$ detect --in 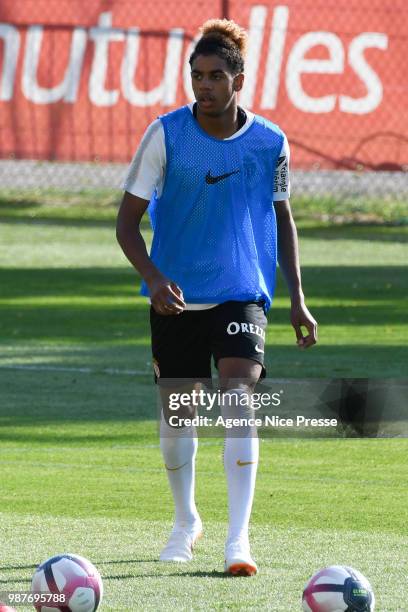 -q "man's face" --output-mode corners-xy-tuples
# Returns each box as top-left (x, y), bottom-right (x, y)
(190, 54), (244, 117)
